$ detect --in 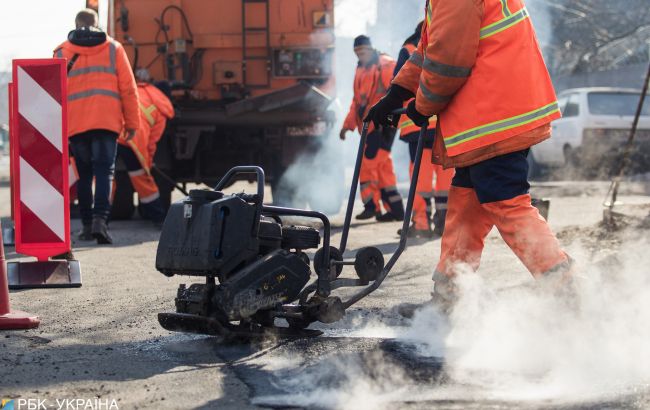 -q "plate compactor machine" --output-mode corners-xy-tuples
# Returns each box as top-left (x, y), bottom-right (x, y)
(156, 118), (429, 339)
